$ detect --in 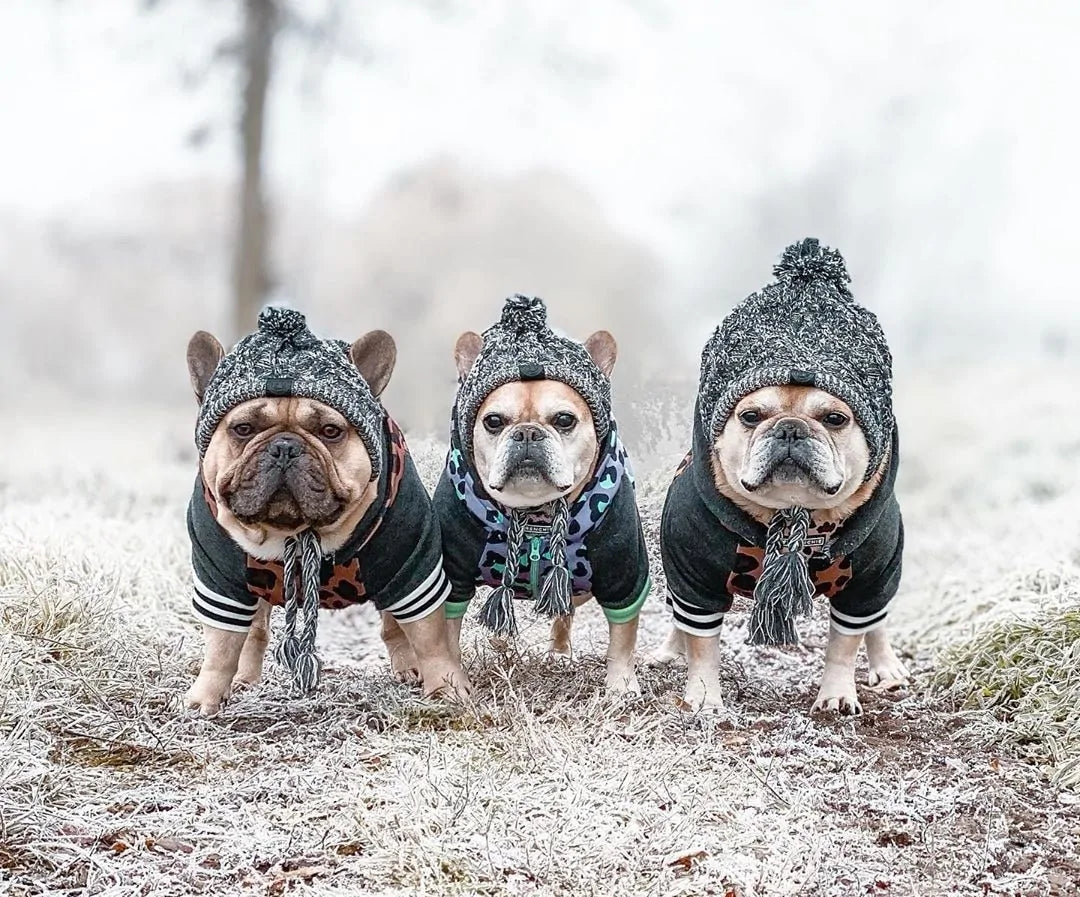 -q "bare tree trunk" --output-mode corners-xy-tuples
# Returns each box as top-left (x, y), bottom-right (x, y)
(233, 0), (277, 339)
